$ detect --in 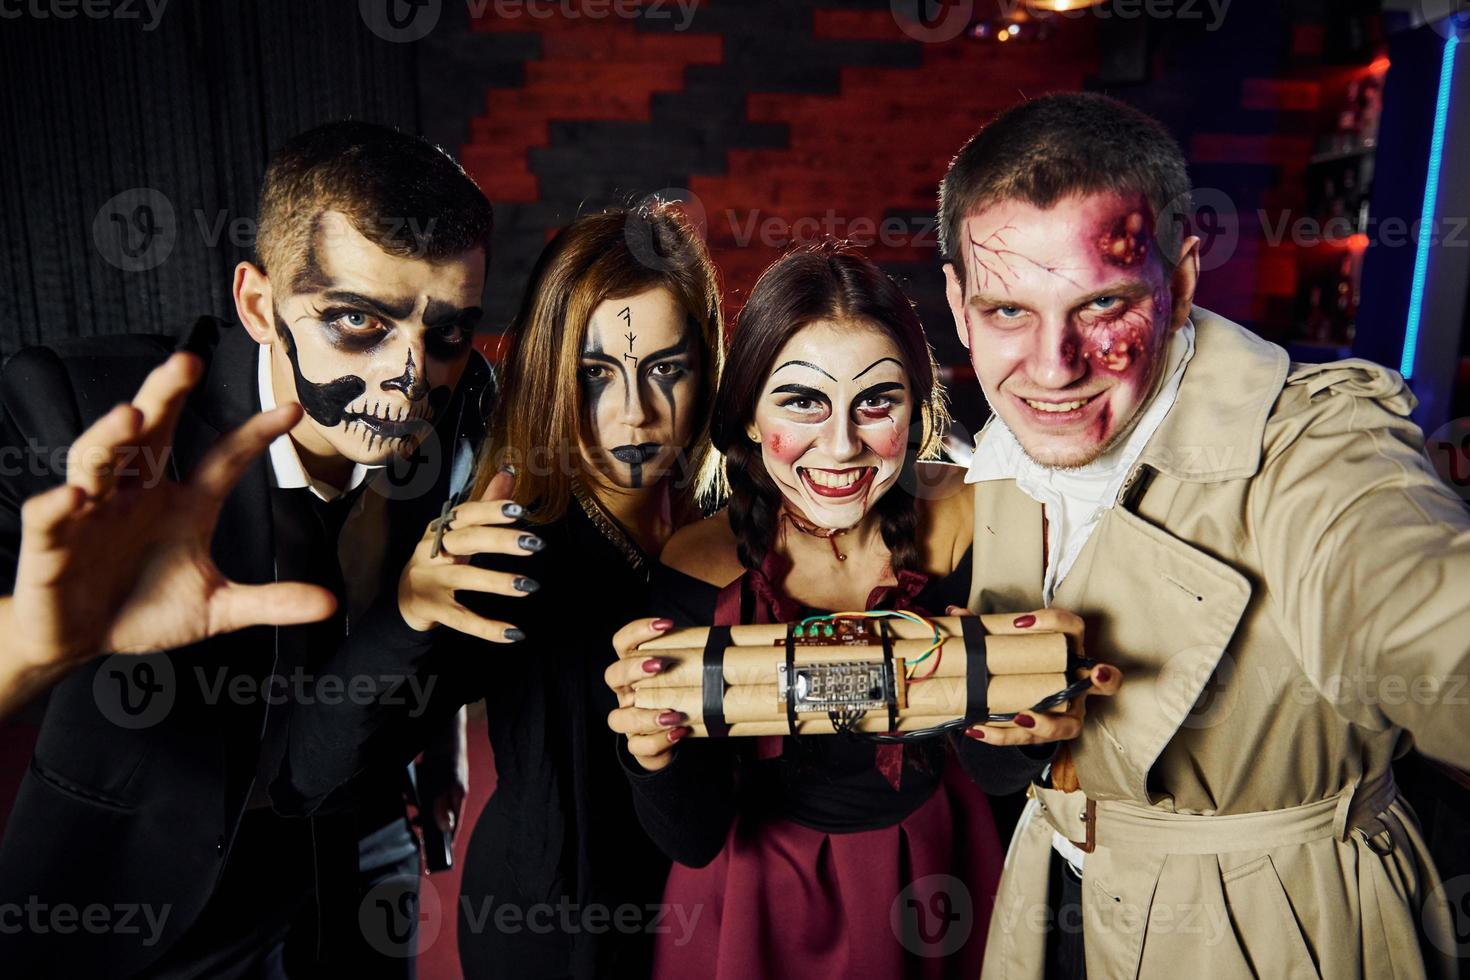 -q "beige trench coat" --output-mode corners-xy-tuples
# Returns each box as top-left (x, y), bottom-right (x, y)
(971, 309), (1470, 979)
